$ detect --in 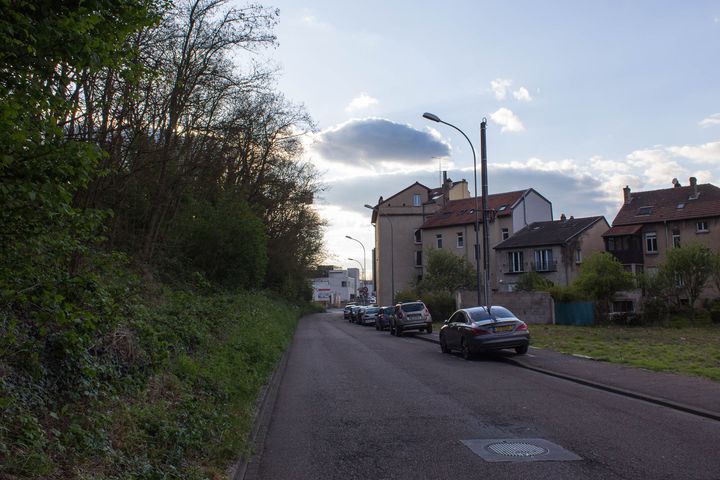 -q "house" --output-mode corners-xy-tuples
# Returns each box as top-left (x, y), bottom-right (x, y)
(419, 189), (553, 300)
(367, 173), (471, 306)
(603, 177), (720, 309)
(494, 215), (609, 291)
(312, 268), (359, 306)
